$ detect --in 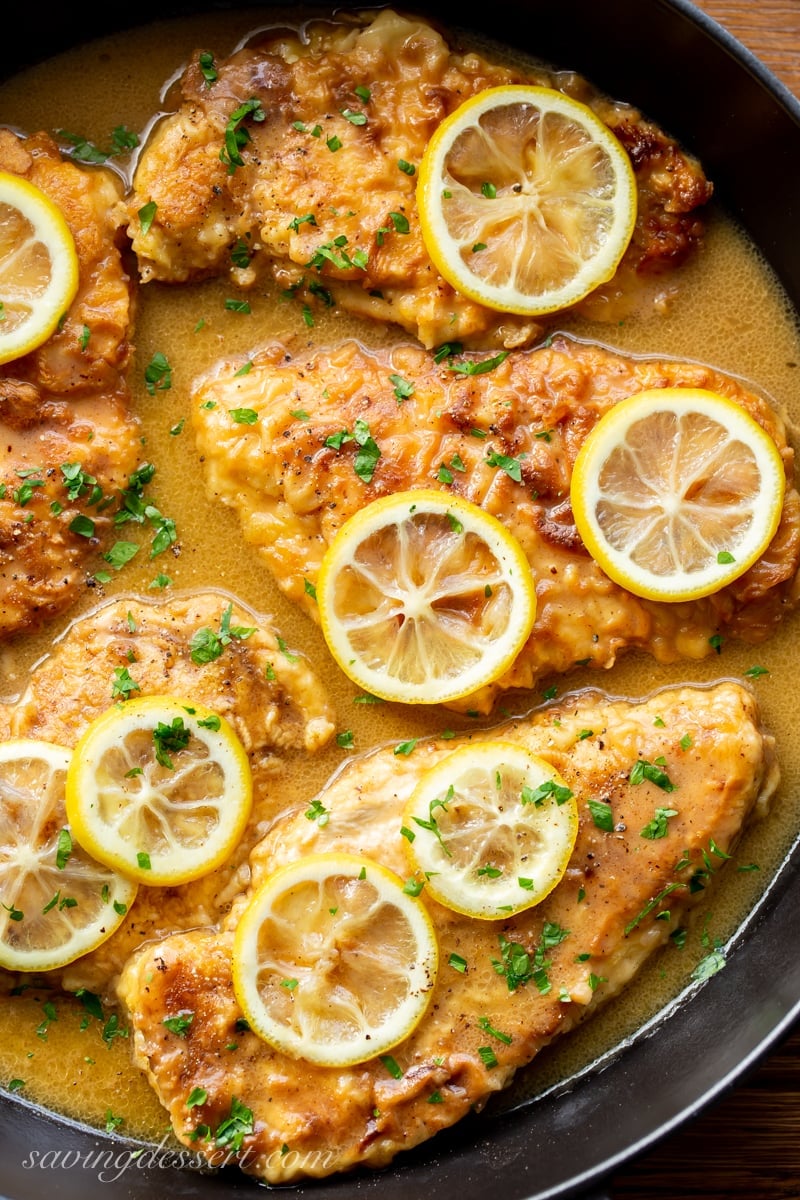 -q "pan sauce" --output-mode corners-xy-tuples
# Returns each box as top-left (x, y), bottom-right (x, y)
(1, 5), (800, 1149)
